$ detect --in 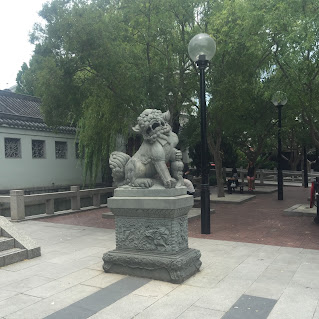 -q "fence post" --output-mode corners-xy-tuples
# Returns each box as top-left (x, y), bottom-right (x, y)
(46, 199), (54, 215)
(71, 186), (80, 211)
(93, 193), (101, 207)
(10, 190), (25, 221)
